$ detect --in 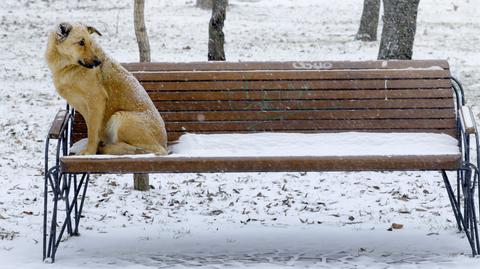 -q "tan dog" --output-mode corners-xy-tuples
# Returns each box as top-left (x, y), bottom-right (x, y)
(45, 22), (167, 155)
